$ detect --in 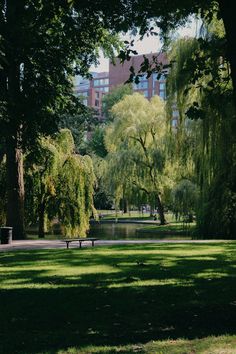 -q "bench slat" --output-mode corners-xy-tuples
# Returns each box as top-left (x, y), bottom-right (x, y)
(61, 238), (99, 249)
